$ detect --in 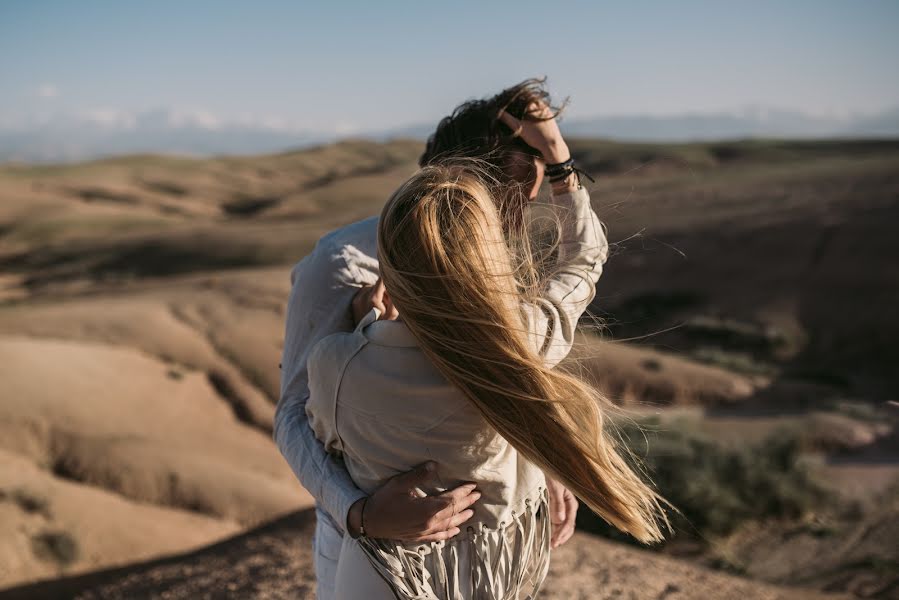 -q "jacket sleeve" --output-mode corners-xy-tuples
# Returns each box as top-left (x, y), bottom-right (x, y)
(273, 250), (368, 534)
(521, 185), (609, 368)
